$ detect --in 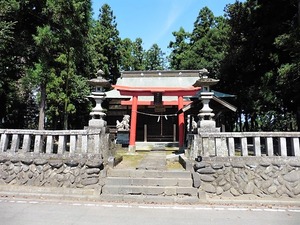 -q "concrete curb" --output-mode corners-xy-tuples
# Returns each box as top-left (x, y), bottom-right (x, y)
(1, 185), (300, 207)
